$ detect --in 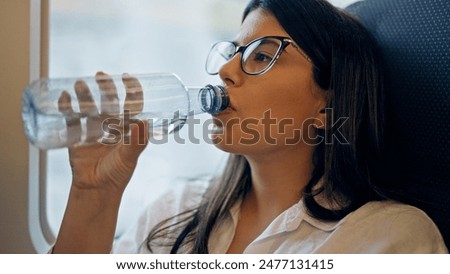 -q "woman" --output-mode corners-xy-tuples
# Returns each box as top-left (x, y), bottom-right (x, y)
(52, 0), (447, 253)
